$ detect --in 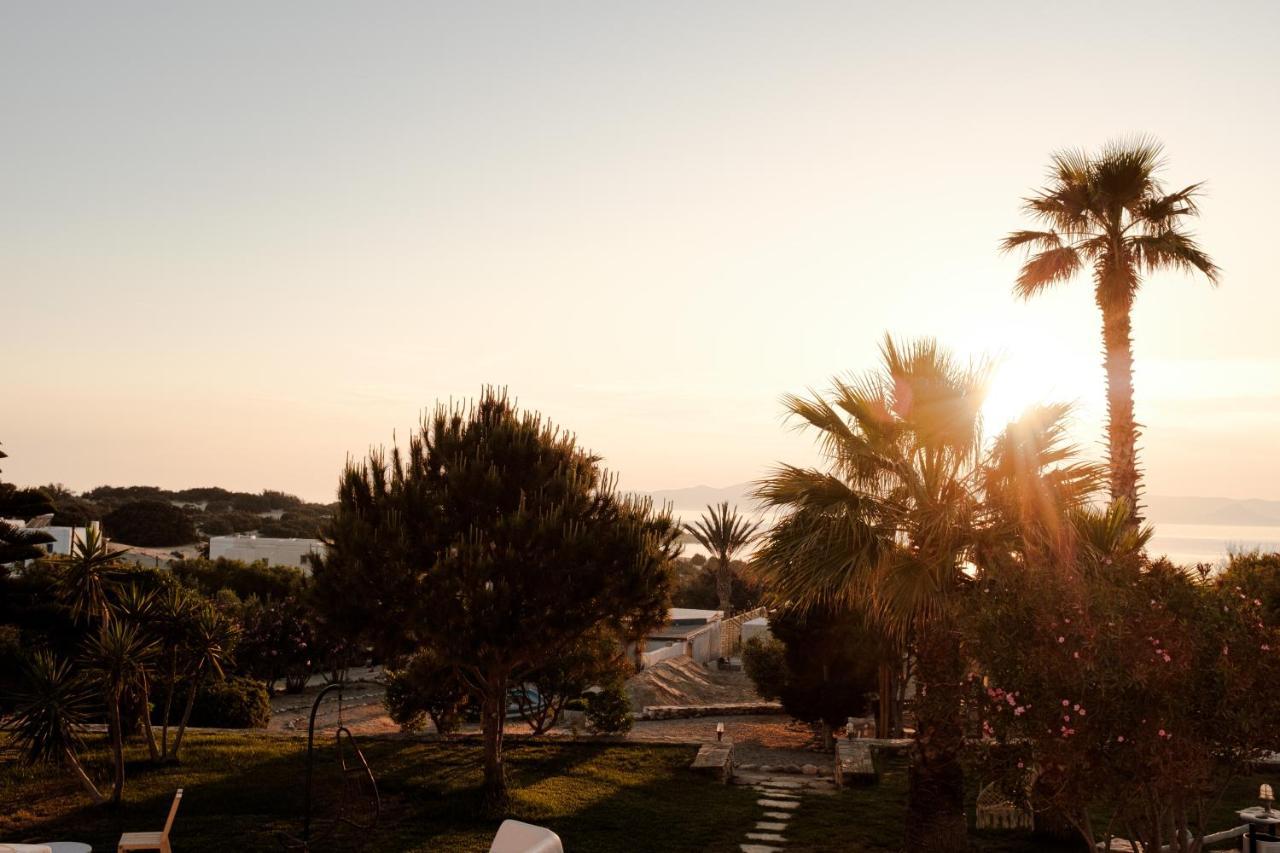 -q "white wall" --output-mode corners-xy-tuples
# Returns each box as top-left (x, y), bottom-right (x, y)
(208, 535), (325, 571)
